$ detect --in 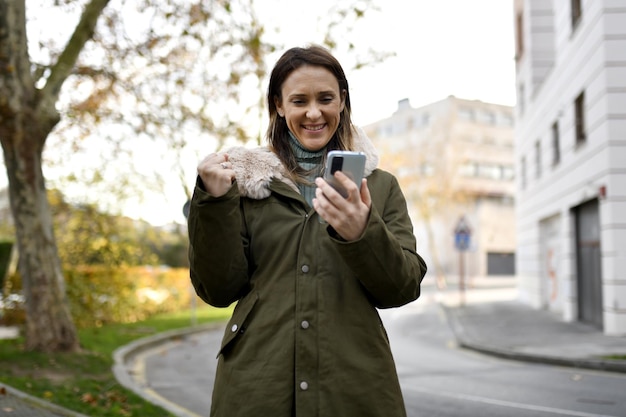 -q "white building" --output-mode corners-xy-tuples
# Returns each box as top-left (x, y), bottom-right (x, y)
(514, 0), (626, 334)
(364, 96), (516, 286)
